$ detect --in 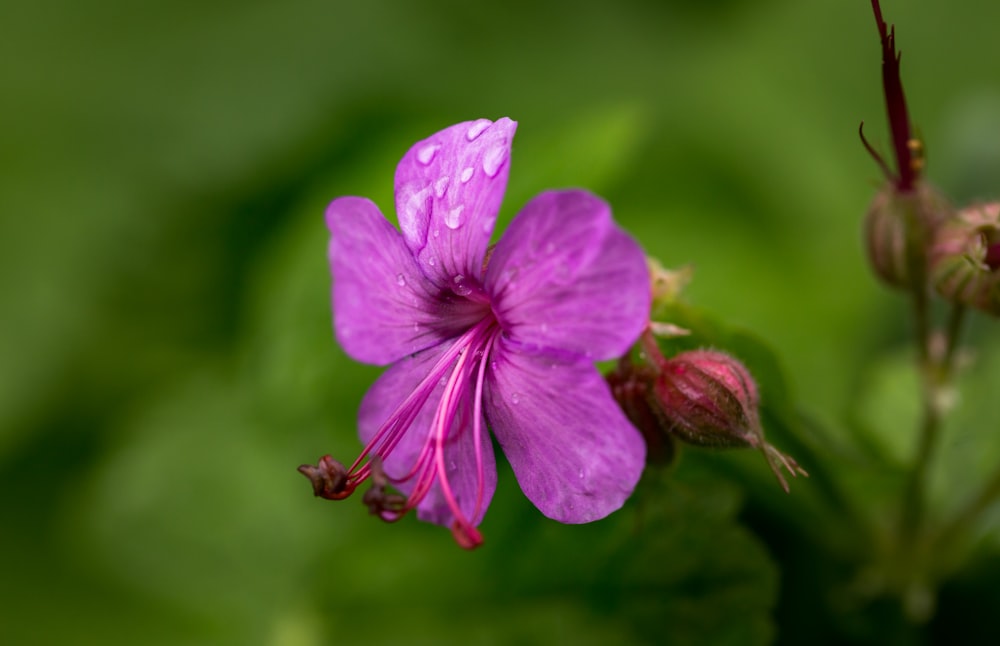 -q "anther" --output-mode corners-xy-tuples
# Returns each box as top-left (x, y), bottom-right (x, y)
(298, 455), (355, 500)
